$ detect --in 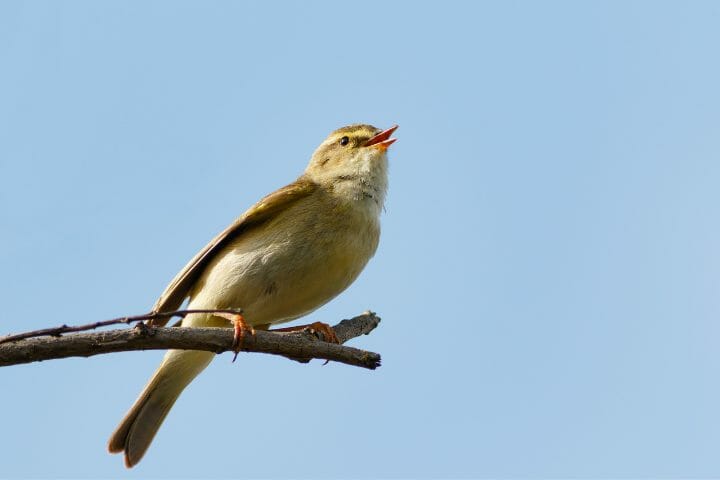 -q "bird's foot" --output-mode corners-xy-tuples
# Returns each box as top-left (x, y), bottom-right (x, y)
(211, 311), (255, 362)
(230, 314), (255, 362)
(272, 321), (340, 344)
